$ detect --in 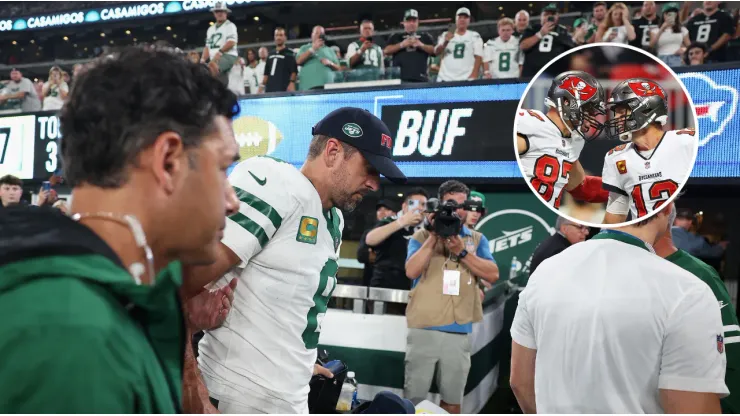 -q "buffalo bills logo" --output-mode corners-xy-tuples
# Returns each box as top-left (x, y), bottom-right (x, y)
(679, 73), (738, 147)
(628, 80), (666, 99)
(558, 75), (597, 101)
